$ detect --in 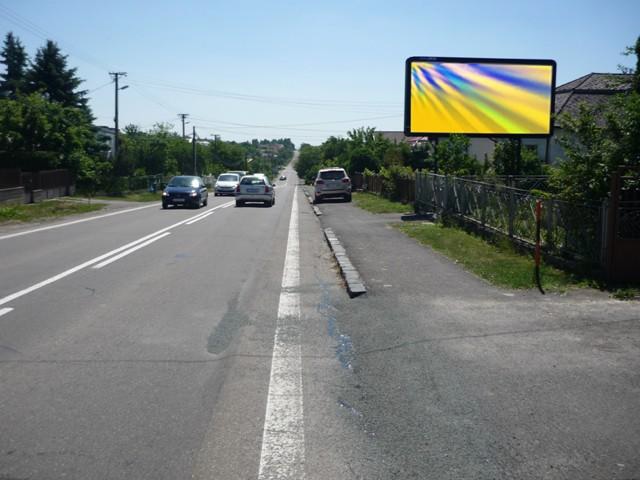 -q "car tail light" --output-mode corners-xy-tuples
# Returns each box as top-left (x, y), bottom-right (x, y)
(265, 186), (271, 193)
(342, 178), (350, 183)
(236, 185), (240, 193)
(316, 180), (324, 185)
